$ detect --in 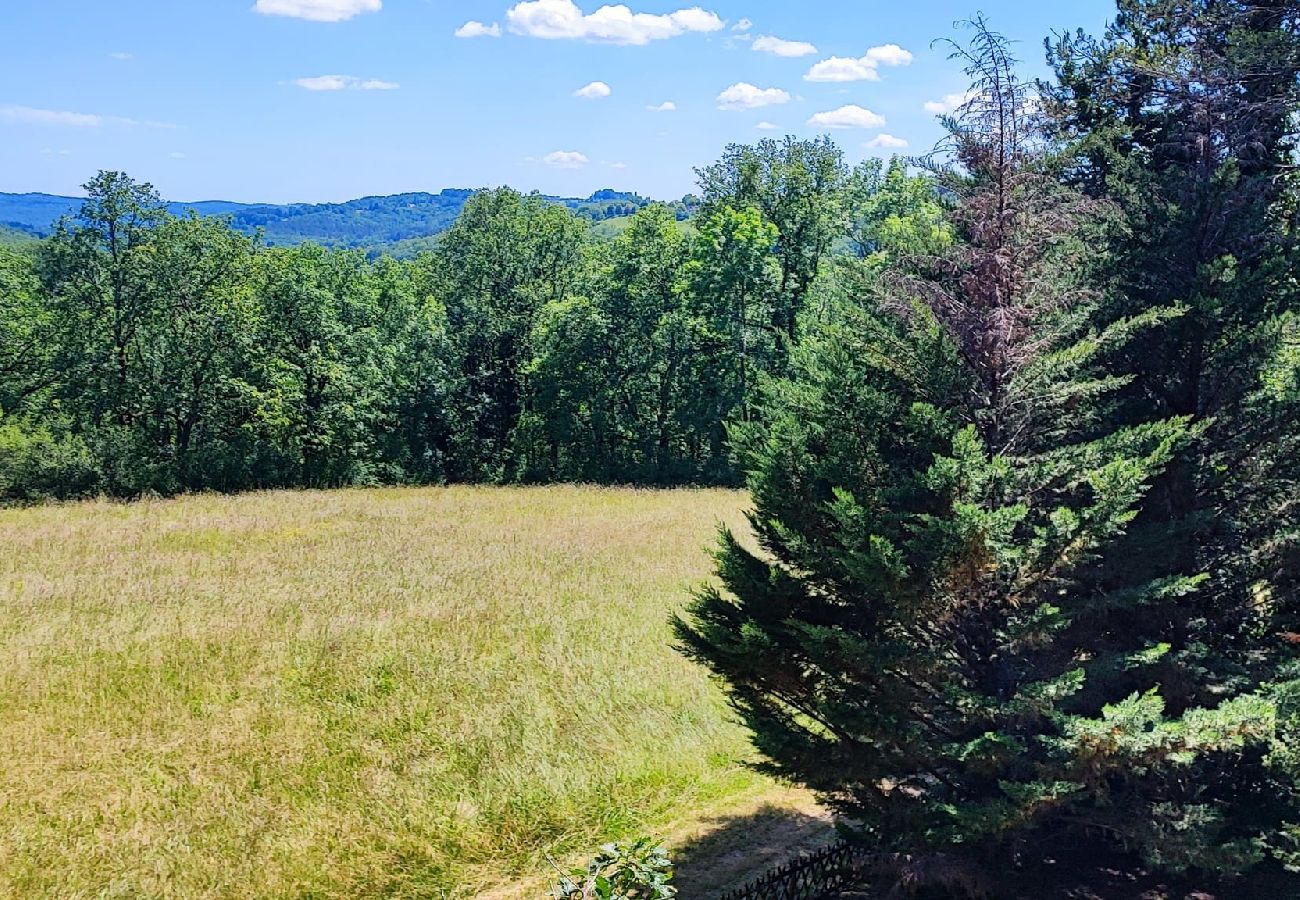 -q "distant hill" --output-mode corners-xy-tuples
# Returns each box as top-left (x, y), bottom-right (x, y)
(0, 187), (691, 255)
(0, 223), (41, 248)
